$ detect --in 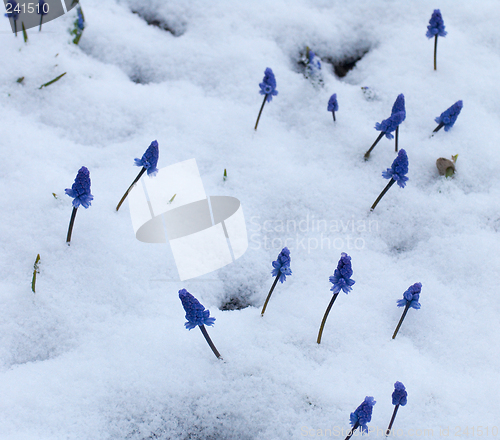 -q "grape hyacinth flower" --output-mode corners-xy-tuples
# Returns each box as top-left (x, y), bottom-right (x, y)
(391, 94), (406, 152)
(317, 252), (355, 344)
(345, 397), (376, 440)
(370, 149), (409, 211)
(306, 48), (323, 85)
(116, 140), (159, 211)
(392, 282), (422, 339)
(179, 289), (222, 360)
(38, 0), (47, 31)
(386, 382), (408, 435)
(327, 93), (339, 123)
(254, 68), (278, 130)
(65, 166), (93, 244)
(71, 6), (85, 45)
(4, 0), (19, 36)
(261, 247), (291, 316)
(433, 100), (463, 134)
(426, 9), (447, 70)
(364, 111), (405, 159)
